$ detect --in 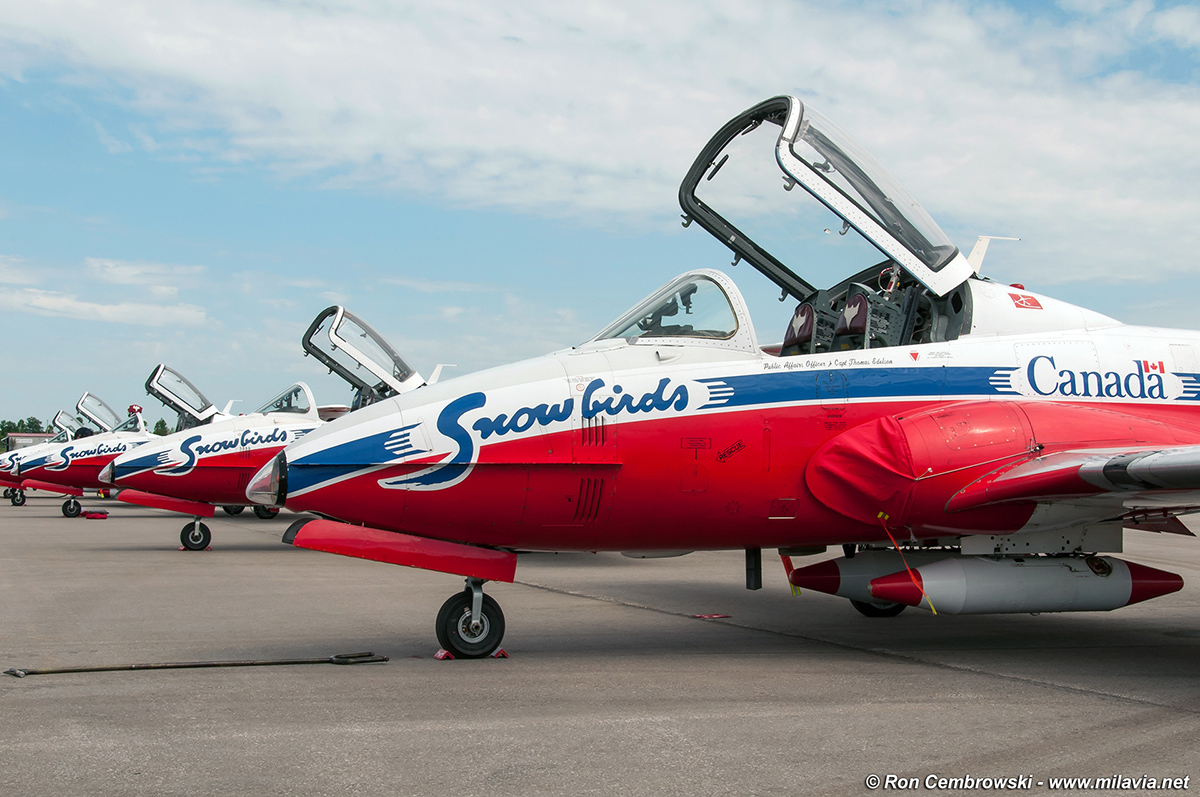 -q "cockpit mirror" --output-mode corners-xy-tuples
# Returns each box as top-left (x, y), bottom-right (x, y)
(302, 306), (424, 408)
